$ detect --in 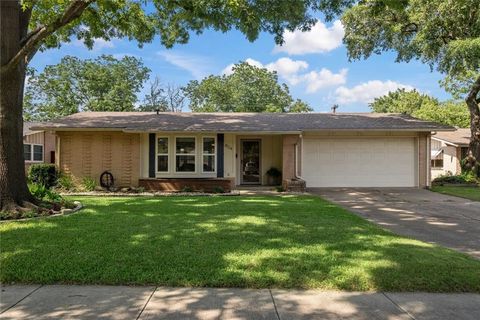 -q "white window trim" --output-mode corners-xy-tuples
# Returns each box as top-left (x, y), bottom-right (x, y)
(202, 136), (216, 173)
(24, 143), (44, 163)
(175, 136), (197, 173)
(156, 136), (169, 173)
